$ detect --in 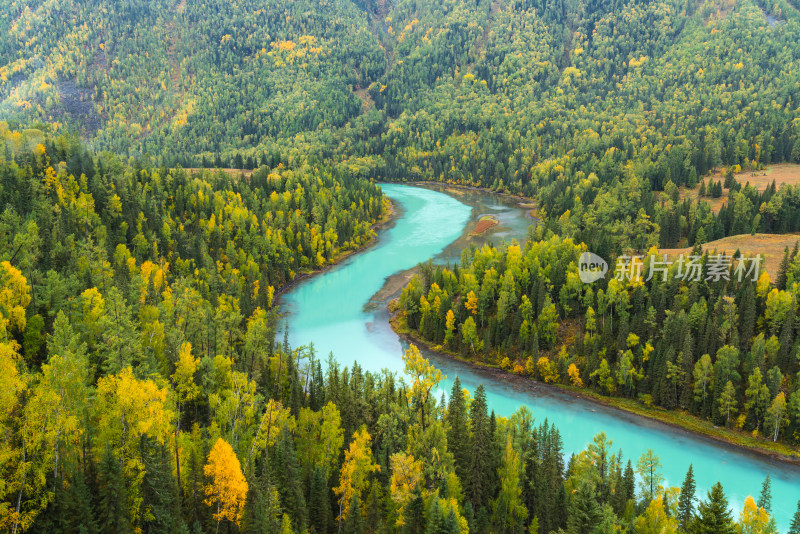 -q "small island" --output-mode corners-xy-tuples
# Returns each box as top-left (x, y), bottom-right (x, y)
(469, 214), (499, 236)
